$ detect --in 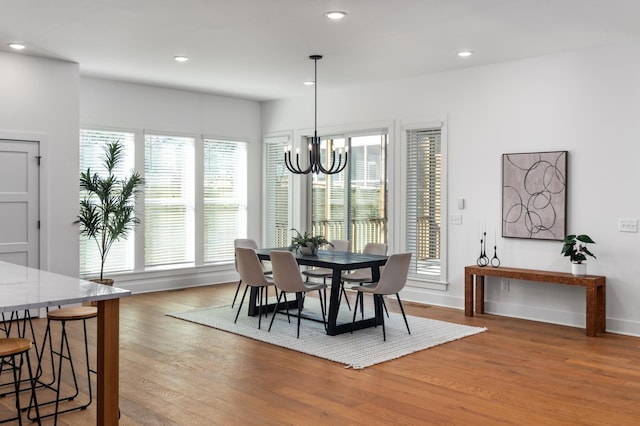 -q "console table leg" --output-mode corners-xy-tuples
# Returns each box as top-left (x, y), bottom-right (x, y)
(476, 276), (485, 314)
(465, 273), (474, 316)
(597, 284), (606, 333)
(585, 286), (597, 337)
